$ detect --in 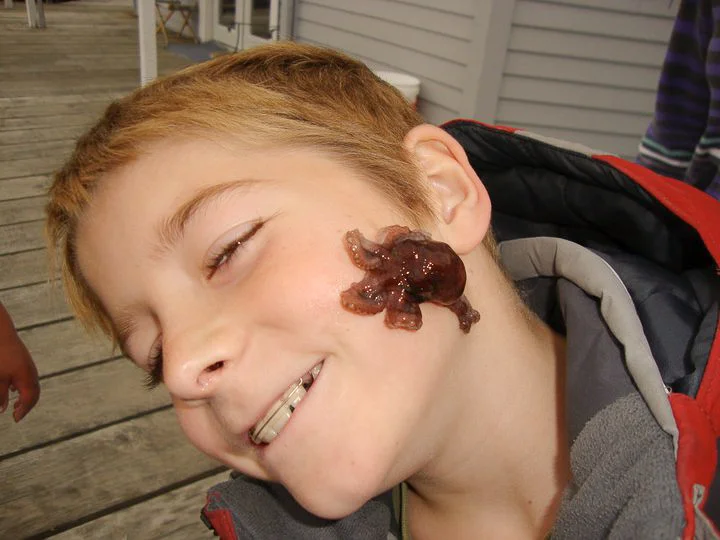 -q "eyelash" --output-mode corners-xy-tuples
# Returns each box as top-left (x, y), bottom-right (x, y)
(206, 220), (265, 278)
(144, 343), (164, 390)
